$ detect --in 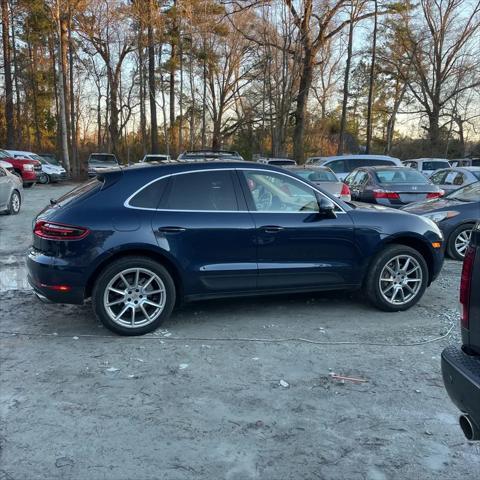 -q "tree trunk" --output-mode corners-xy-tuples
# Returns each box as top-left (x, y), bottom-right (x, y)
(1, 0), (14, 147)
(338, 18), (355, 155)
(147, 2), (159, 153)
(108, 70), (120, 158)
(138, 32), (147, 154)
(428, 110), (442, 156)
(178, 33), (183, 152)
(10, 2), (21, 147)
(365, 0), (378, 154)
(68, 9), (77, 175)
(384, 82), (406, 154)
(55, 0), (70, 171)
(60, 12), (71, 156)
(201, 41), (207, 148)
(293, 48), (313, 163)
